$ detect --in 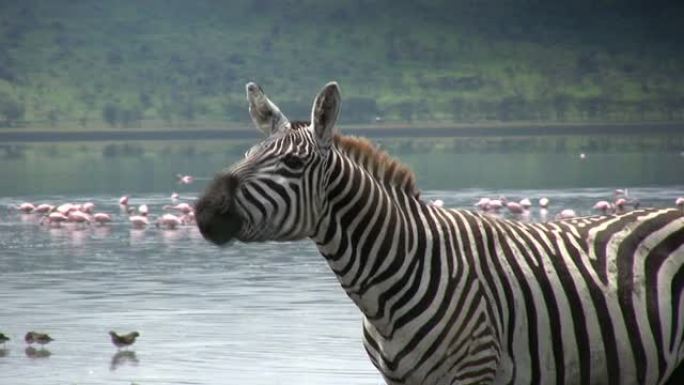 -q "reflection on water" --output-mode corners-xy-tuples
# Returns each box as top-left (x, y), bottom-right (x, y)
(25, 347), (52, 359)
(0, 135), (683, 196)
(110, 350), (139, 371)
(1, 188), (683, 384)
(0, 194), (381, 385)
